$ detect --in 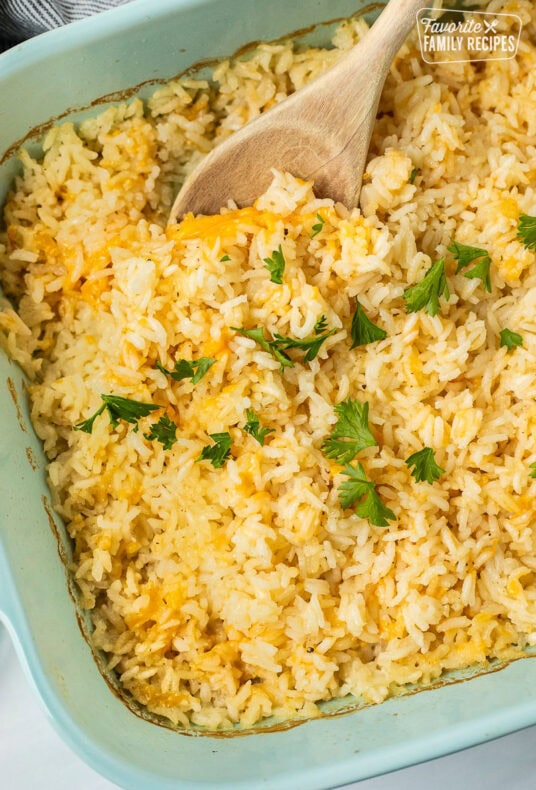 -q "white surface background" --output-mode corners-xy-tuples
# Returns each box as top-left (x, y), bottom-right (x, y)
(1, 626), (536, 789)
